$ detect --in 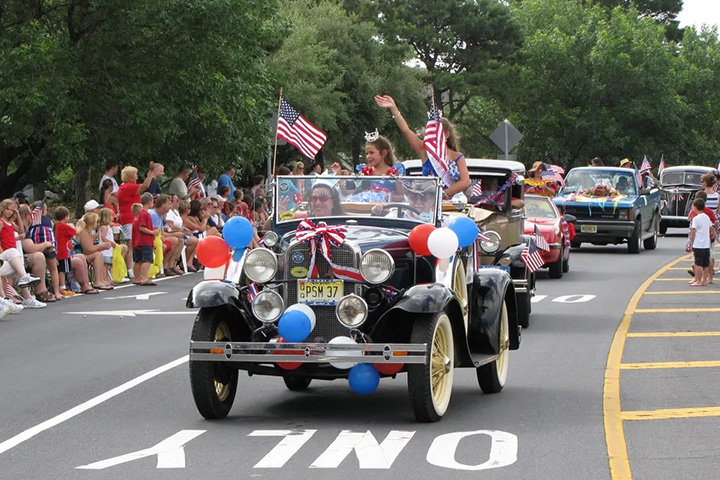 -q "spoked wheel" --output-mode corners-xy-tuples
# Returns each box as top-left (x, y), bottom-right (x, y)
(408, 311), (455, 422)
(283, 376), (312, 391)
(189, 308), (238, 419)
(477, 300), (509, 393)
